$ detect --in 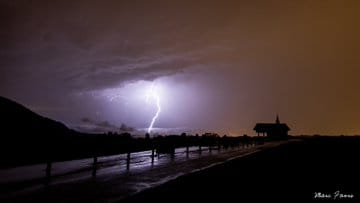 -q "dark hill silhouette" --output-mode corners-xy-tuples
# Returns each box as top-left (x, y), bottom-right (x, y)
(0, 96), (82, 167)
(0, 96), (71, 138)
